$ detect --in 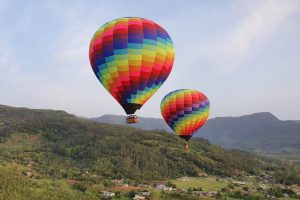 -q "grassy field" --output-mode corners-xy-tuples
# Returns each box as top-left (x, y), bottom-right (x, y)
(171, 177), (228, 191)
